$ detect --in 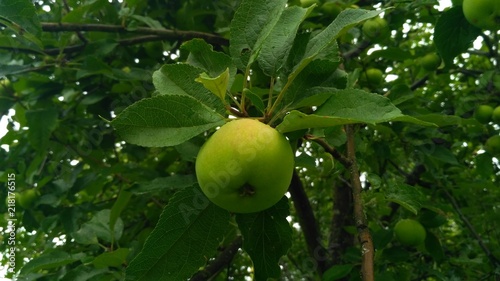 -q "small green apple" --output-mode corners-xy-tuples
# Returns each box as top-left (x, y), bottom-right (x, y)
(474, 105), (494, 124)
(195, 118), (294, 213)
(463, 0), (500, 30)
(394, 219), (426, 247)
(485, 135), (500, 155)
(321, 2), (343, 18)
(492, 106), (500, 123)
(420, 53), (441, 71)
(362, 68), (384, 86)
(362, 17), (390, 40)
(17, 189), (39, 209)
